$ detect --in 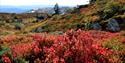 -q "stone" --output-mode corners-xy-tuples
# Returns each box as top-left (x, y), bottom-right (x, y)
(36, 15), (44, 22)
(91, 23), (102, 30)
(31, 26), (43, 33)
(106, 19), (120, 32)
(36, 27), (43, 32)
